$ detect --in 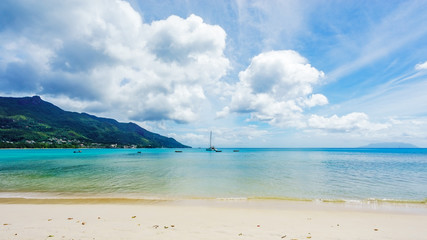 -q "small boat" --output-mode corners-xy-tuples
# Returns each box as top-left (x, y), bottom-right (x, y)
(206, 146), (216, 151)
(73, 150), (82, 153)
(206, 131), (218, 151)
(175, 150), (183, 153)
(233, 150), (239, 152)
